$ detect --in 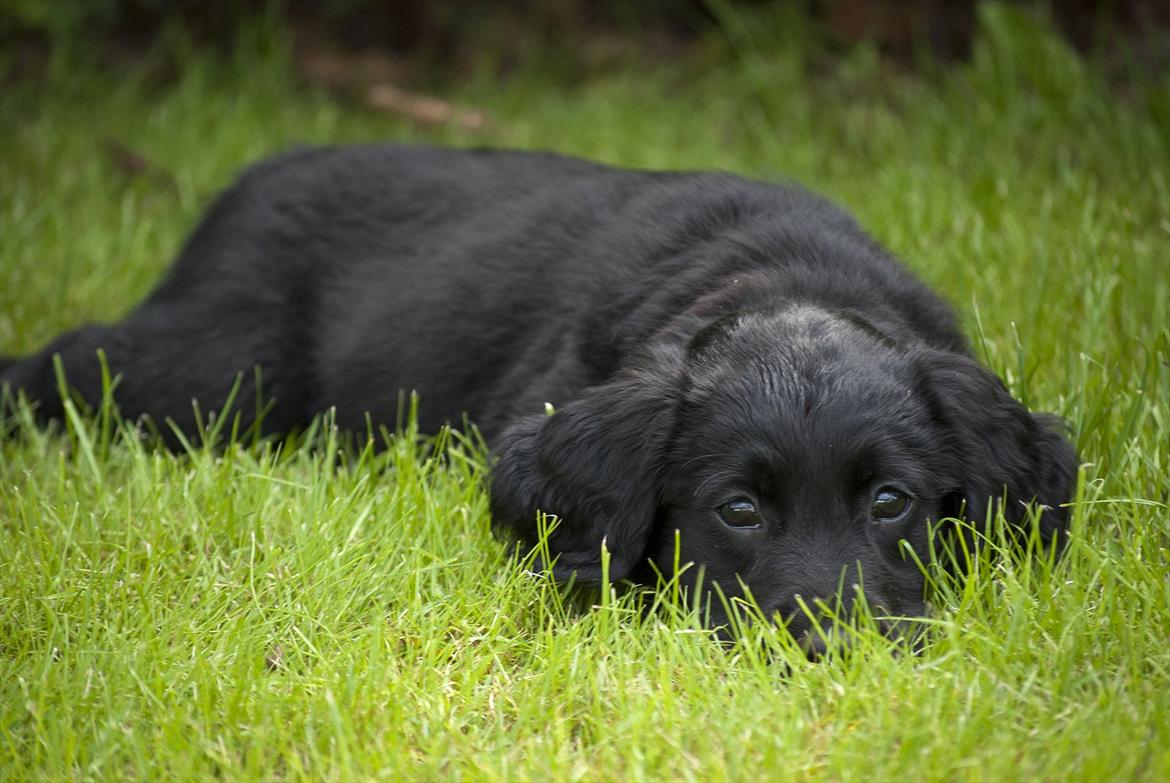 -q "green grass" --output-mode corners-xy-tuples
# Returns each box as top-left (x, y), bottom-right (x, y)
(2, 5), (1169, 781)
